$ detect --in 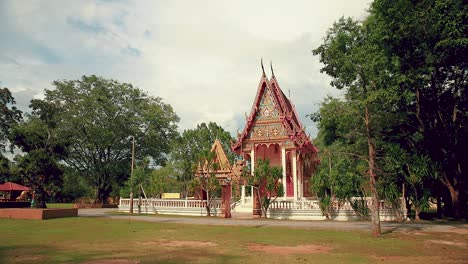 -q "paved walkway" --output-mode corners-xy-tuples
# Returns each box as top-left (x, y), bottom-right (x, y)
(78, 208), (468, 233)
